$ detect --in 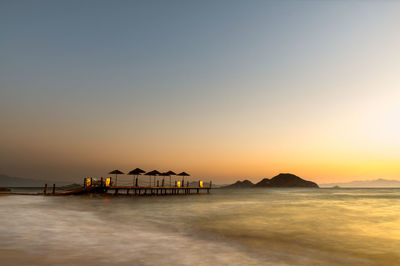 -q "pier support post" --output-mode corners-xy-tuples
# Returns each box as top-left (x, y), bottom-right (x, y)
(43, 184), (47, 195)
(52, 184), (56, 195)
